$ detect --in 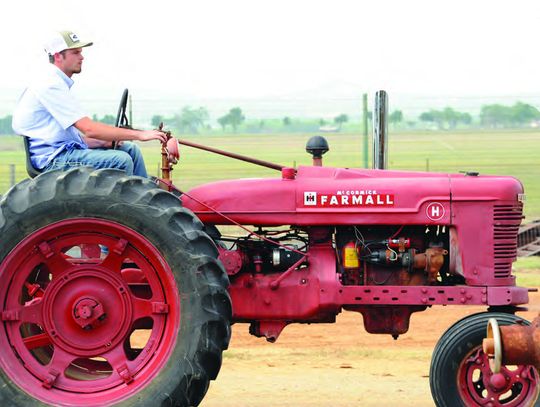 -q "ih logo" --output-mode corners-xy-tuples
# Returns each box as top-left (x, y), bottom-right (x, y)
(304, 192), (317, 206)
(426, 202), (445, 221)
